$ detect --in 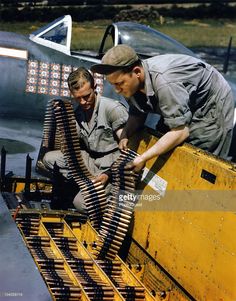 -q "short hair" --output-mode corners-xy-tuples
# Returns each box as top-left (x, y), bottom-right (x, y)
(67, 67), (95, 91)
(117, 59), (142, 75)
